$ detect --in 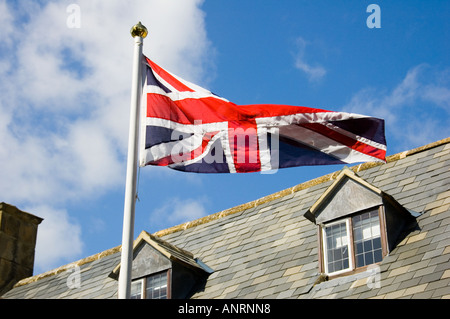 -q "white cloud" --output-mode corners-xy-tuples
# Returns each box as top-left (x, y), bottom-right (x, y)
(0, 0), (213, 202)
(26, 205), (83, 274)
(0, 0), (212, 270)
(0, 1), (14, 47)
(293, 37), (326, 82)
(343, 64), (450, 152)
(149, 197), (208, 231)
